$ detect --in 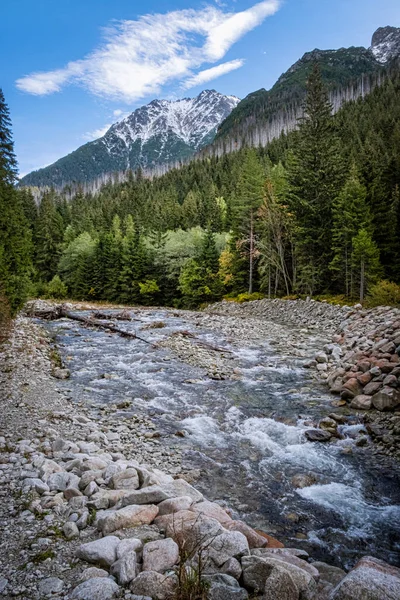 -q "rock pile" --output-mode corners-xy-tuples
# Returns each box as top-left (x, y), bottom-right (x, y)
(323, 305), (400, 410)
(4, 430), (400, 599)
(206, 298), (352, 335)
